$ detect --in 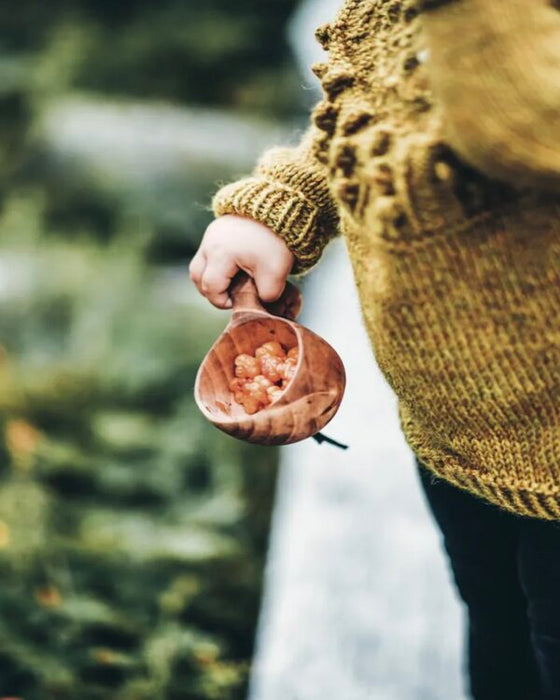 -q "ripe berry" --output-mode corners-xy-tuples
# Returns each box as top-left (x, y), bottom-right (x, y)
(259, 354), (284, 383)
(267, 385), (283, 402)
(229, 377), (247, 403)
(234, 354), (260, 379)
(253, 374), (273, 390)
(287, 346), (299, 361)
(281, 357), (297, 381)
(232, 341), (298, 414)
(242, 396), (261, 415)
(255, 341), (285, 359)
